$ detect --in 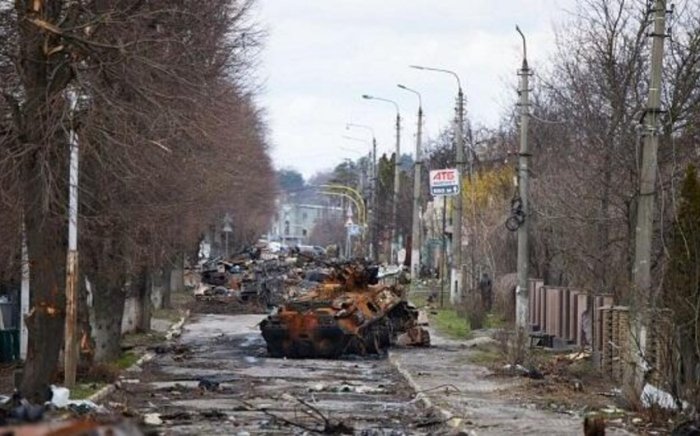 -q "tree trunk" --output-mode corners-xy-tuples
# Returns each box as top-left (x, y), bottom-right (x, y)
(20, 193), (66, 402)
(77, 276), (94, 368)
(14, 0), (74, 402)
(162, 263), (172, 310)
(90, 277), (126, 362)
(134, 268), (152, 332)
